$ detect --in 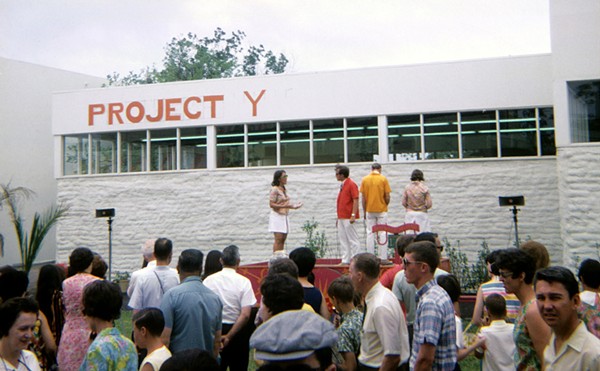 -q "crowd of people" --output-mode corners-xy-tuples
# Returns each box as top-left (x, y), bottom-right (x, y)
(1, 165), (599, 370)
